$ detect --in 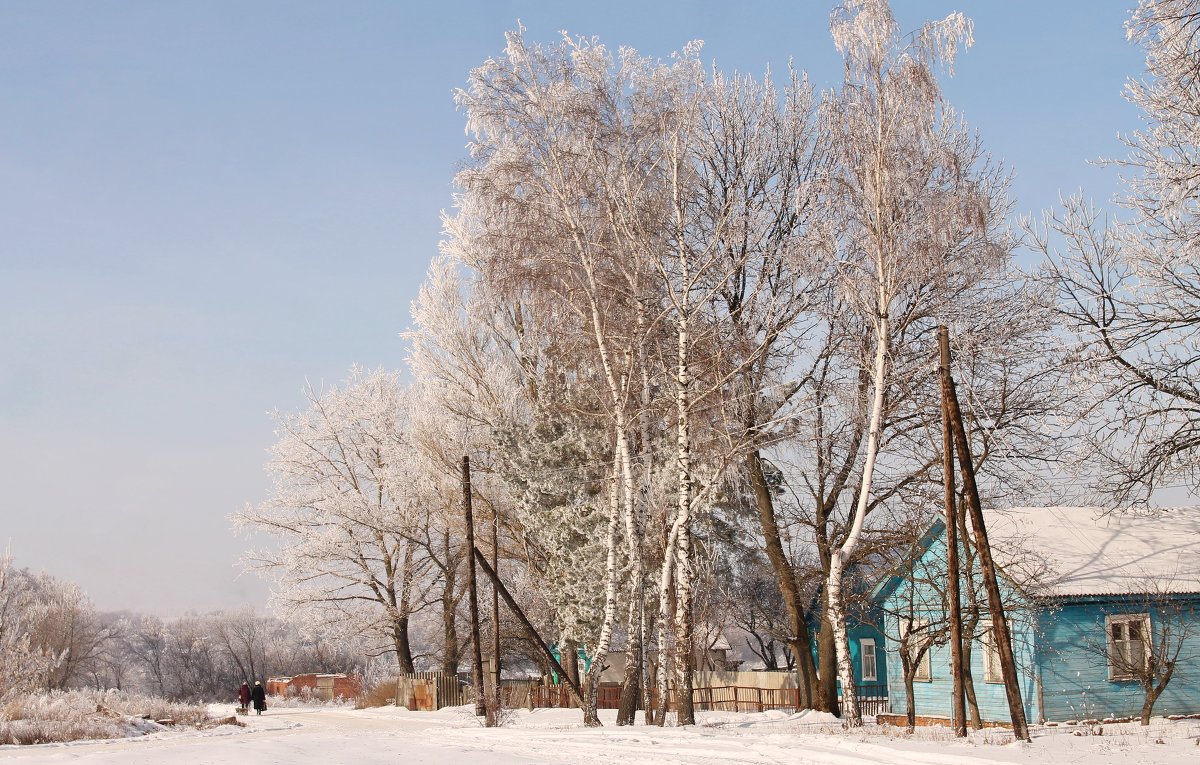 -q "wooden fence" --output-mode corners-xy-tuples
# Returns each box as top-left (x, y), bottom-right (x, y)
(639, 683), (890, 716)
(396, 672), (471, 711)
(851, 683), (890, 717)
(529, 683), (622, 709)
(402, 675), (889, 717)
